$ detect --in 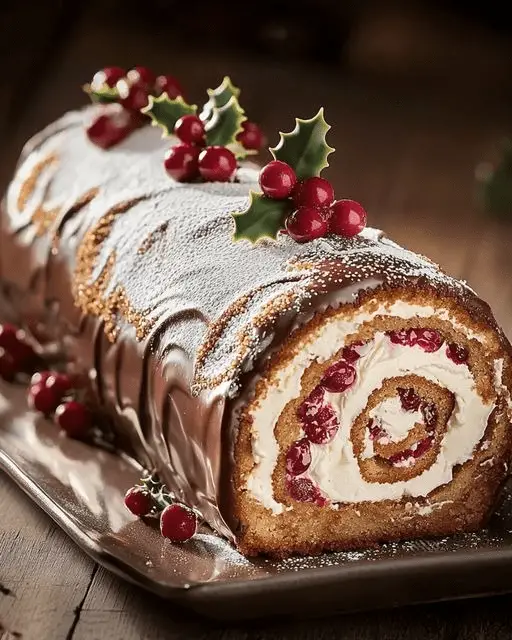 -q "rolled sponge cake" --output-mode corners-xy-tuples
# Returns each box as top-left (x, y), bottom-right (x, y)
(1, 106), (511, 557)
